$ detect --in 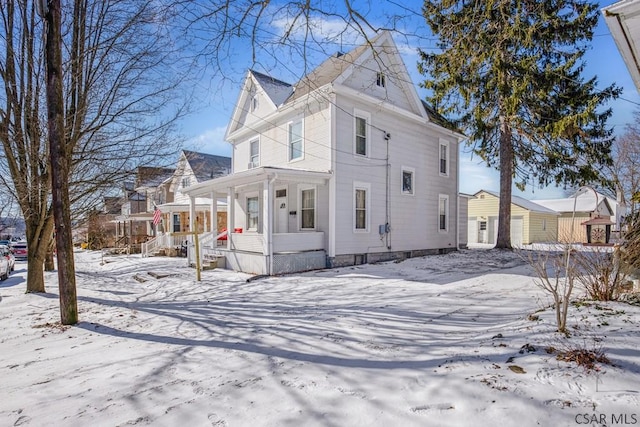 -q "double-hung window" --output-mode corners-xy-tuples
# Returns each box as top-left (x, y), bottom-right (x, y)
(376, 72), (386, 88)
(289, 120), (303, 161)
(249, 139), (259, 168)
(439, 139), (449, 176)
(354, 182), (370, 232)
(354, 110), (370, 157)
(300, 186), (315, 229)
(247, 196), (259, 231)
(438, 194), (449, 232)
